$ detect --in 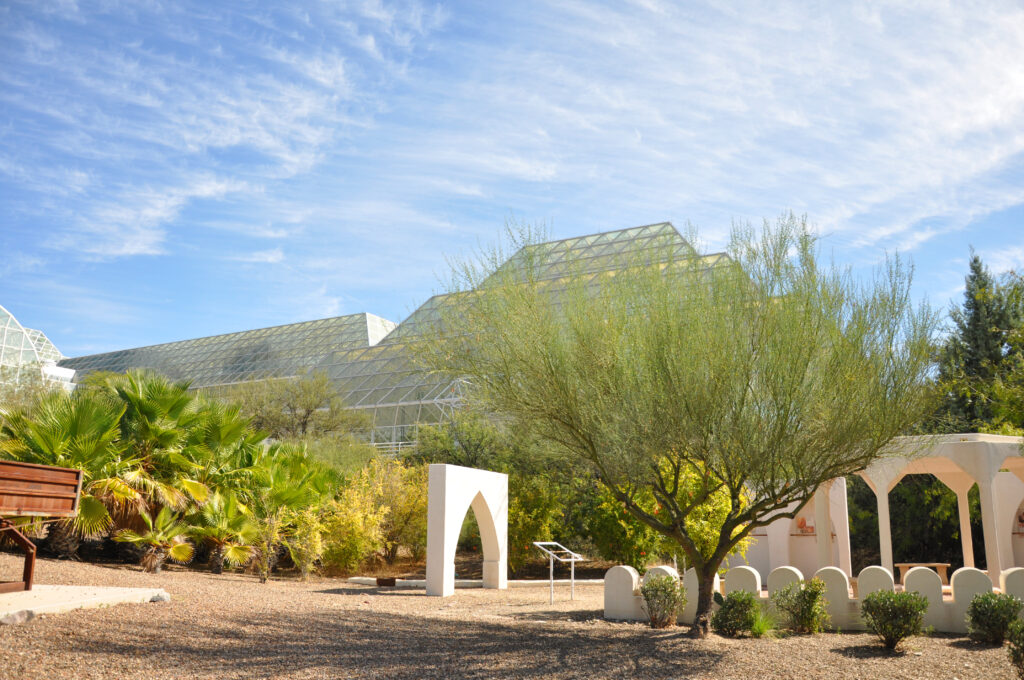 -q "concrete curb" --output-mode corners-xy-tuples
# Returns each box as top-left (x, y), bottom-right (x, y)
(347, 577), (604, 589)
(0, 585), (171, 625)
